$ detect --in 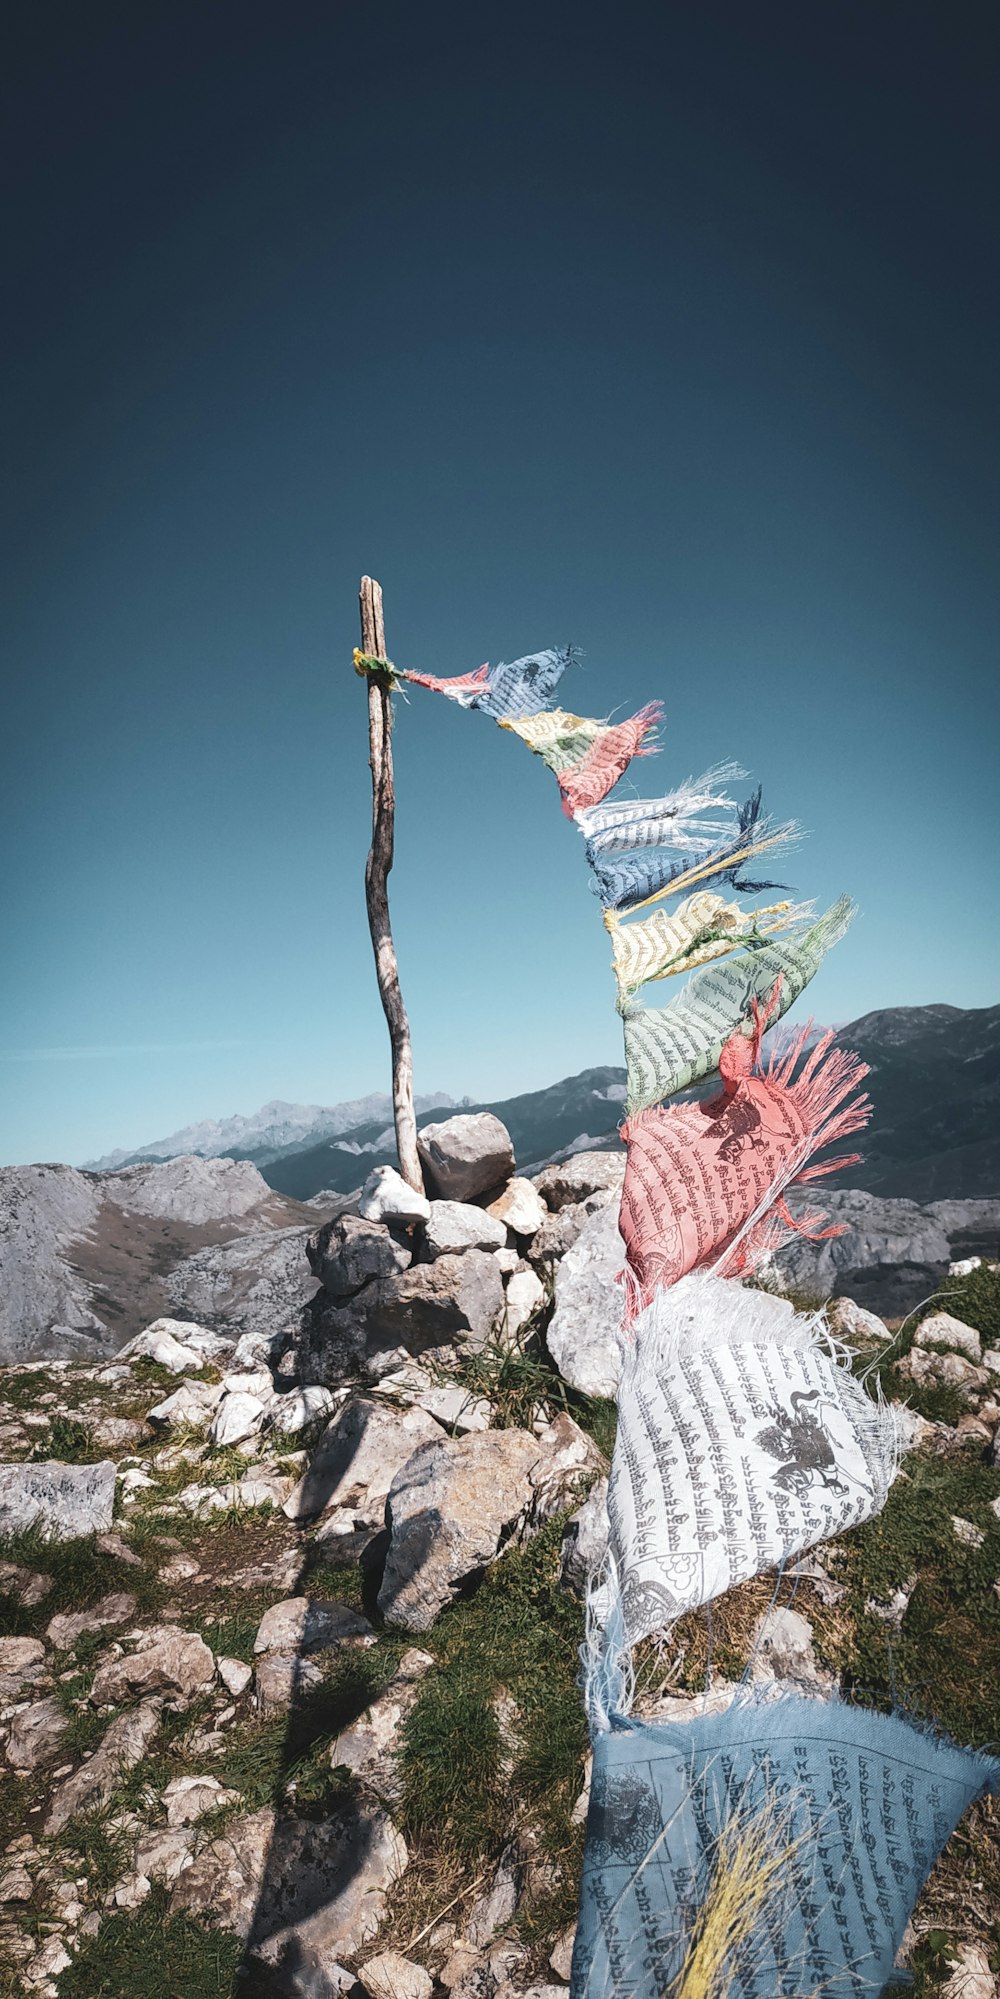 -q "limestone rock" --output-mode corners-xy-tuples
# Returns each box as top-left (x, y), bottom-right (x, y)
(529, 1413), (604, 1522)
(366, 1251), (504, 1356)
(533, 1152), (625, 1212)
(309, 1213), (411, 1298)
(134, 1825), (196, 1886)
(167, 1224), (319, 1344)
(417, 1114), (515, 1202)
(914, 1310), (983, 1364)
(546, 1203), (622, 1397)
(254, 1652), (326, 1713)
(896, 1347), (988, 1399)
(504, 1266), (545, 1334)
(329, 1648), (434, 1801)
(0, 1458), (116, 1539)
(119, 1320), (213, 1371)
(374, 1363), (492, 1434)
(253, 1598), (372, 1655)
(0, 1865), (33, 1902)
(379, 1428), (543, 1631)
(529, 1191), (616, 1267)
(984, 1349), (1000, 1377)
(268, 1385), (337, 1435)
(361, 1951), (433, 1999)
(0, 1561), (52, 1608)
(560, 1478), (609, 1594)
(45, 1699), (161, 1833)
(549, 1929), (577, 1982)
(90, 1625), (215, 1704)
(46, 1590), (137, 1651)
(171, 1803), (407, 1964)
(209, 1390), (268, 1447)
(283, 1396), (447, 1523)
(827, 1297), (888, 1345)
(0, 1635), (45, 1680)
(146, 1378), (224, 1432)
(218, 1656), (254, 1697)
(773, 1189), (951, 1316)
(162, 1773), (241, 1825)
(358, 1165), (432, 1226)
(5, 1697), (68, 1774)
(486, 1178), (548, 1238)
(424, 1201), (507, 1259)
